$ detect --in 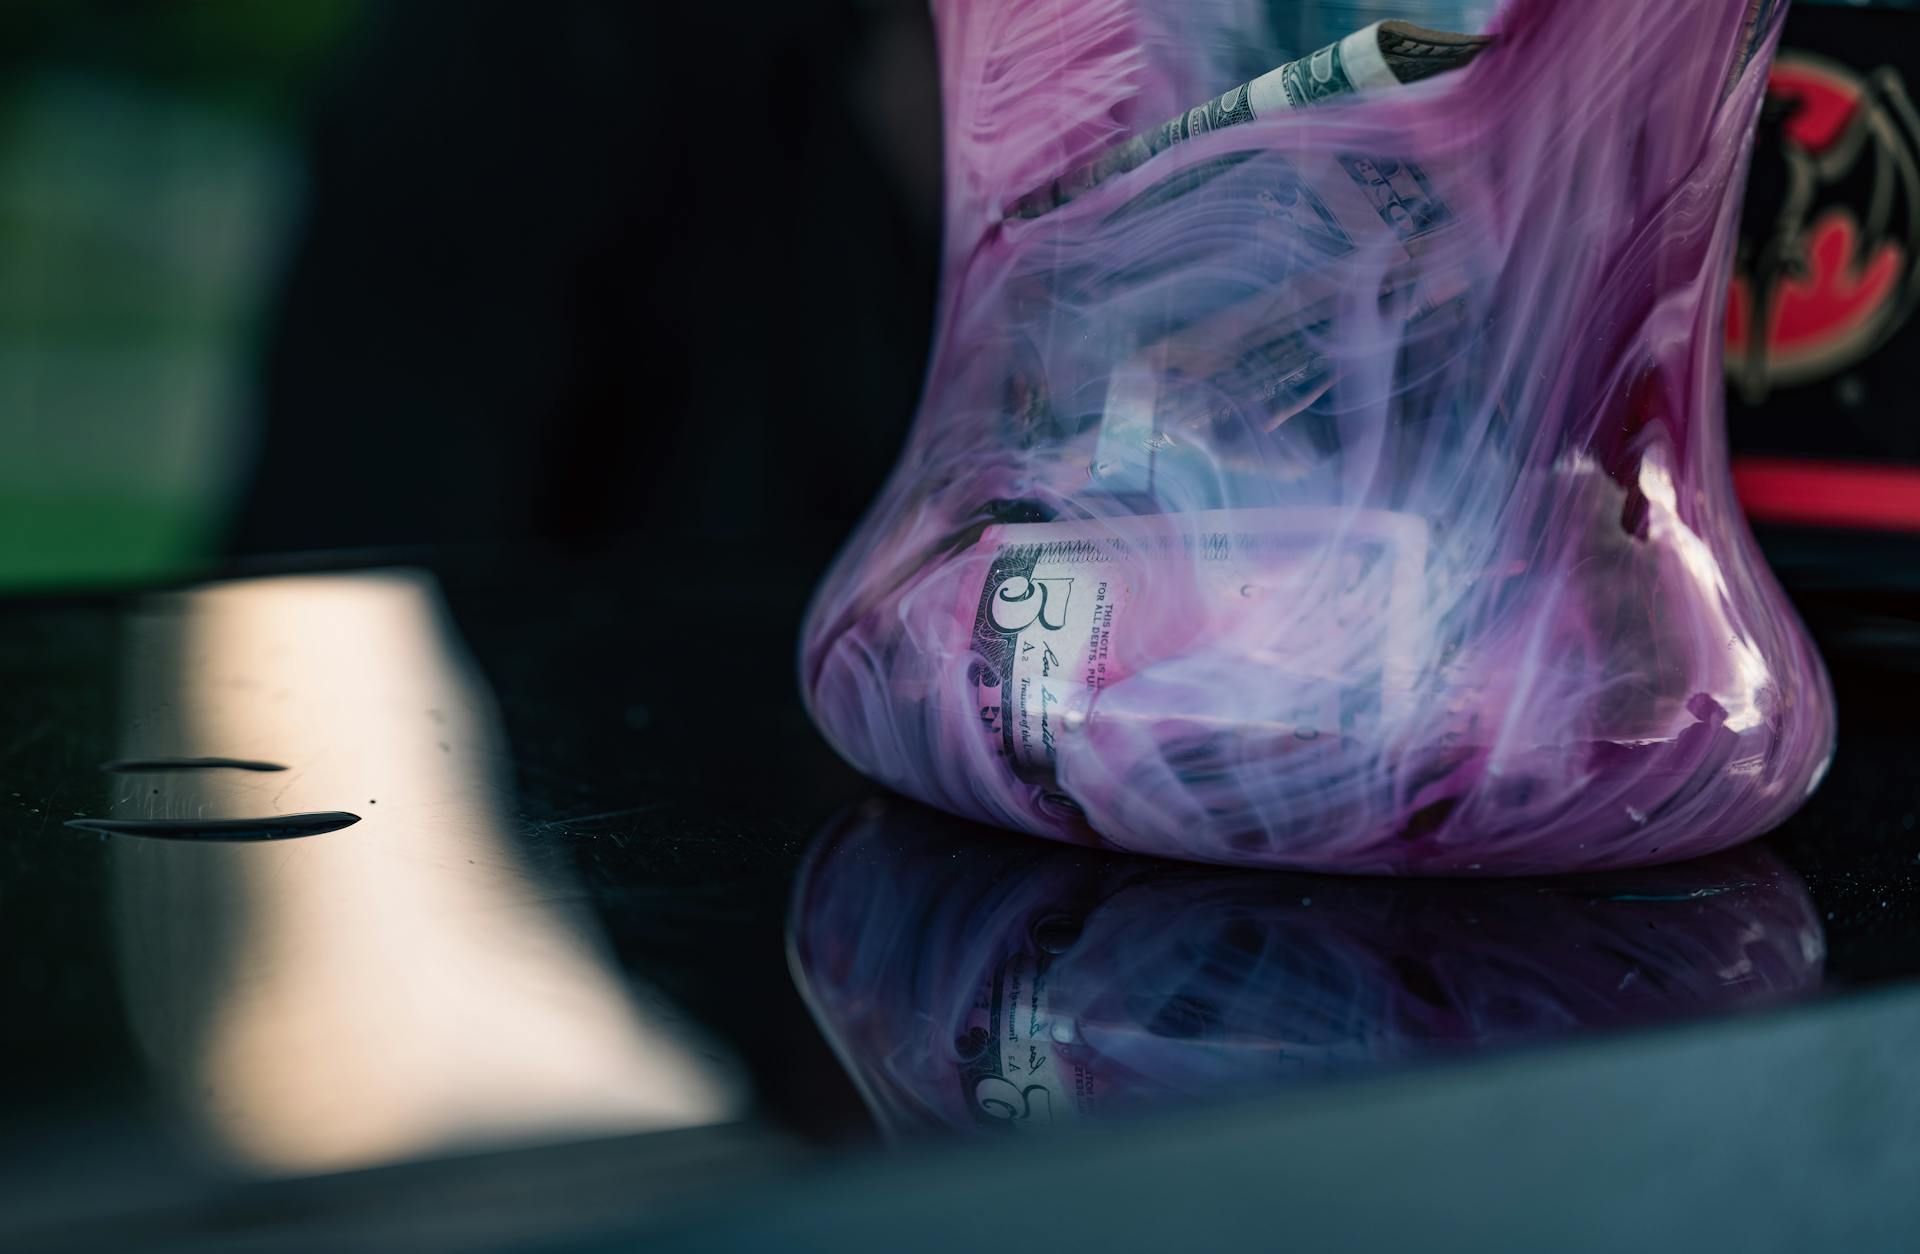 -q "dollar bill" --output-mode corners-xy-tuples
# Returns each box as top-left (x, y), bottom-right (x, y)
(1336, 152), (1454, 241)
(1374, 21), (1494, 86)
(1006, 20), (1488, 220)
(1275, 23), (1396, 109)
(965, 508), (1431, 790)
(1088, 313), (1340, 500)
